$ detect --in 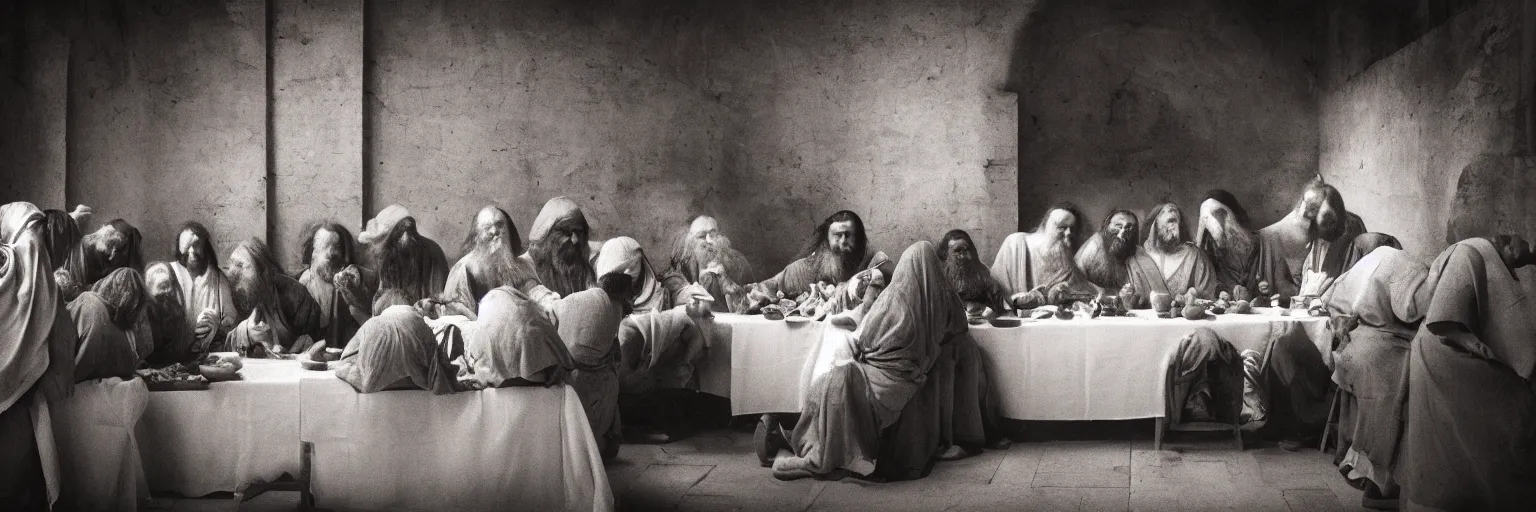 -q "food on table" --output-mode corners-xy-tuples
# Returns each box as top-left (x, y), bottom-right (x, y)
(1055, 308), (1075, 320)
(298, 341), (332, 371)
(761, 305), (786, 321)
(1182, 303), (1207, 321)
(198, 352), (244, 382)
(1029, 308), (1054, 320)
(136, 364), (210, 391)
(1229, 300), (1253, 314)
(1232, 285), (1251, 303)
(988, 317), (1022, 328)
